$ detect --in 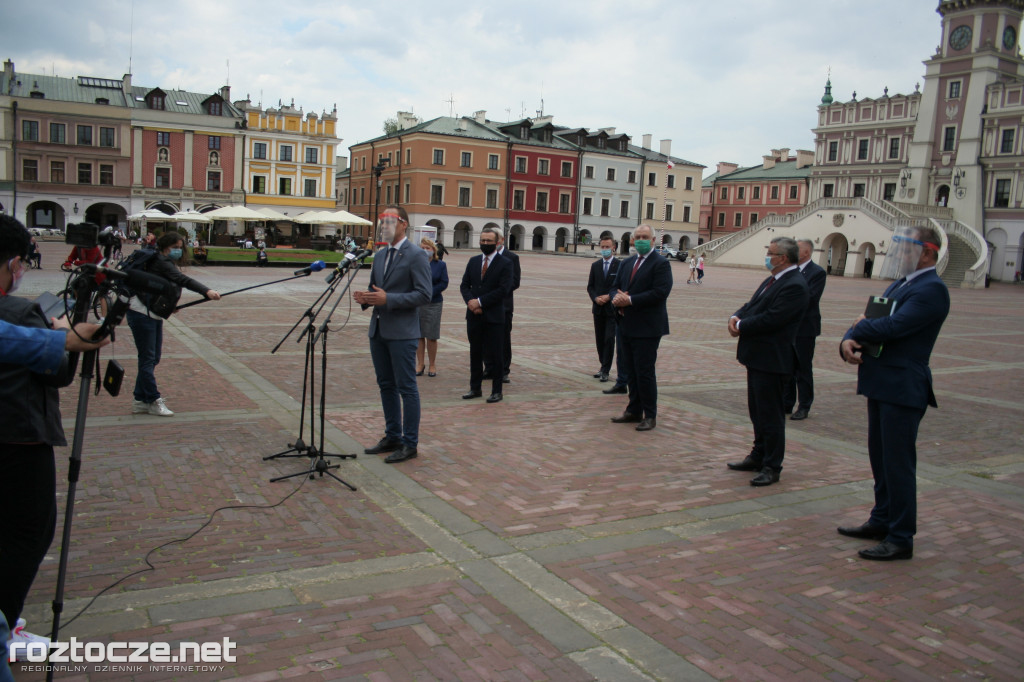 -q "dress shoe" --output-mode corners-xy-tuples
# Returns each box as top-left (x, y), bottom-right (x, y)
(750, 469), (780, 487)
(603, 384), (627, 394)
(726, 456), (762, 471)
(599, 372), (610, 382)
(593, 372), (603, 378)
(635, 417), (656, 431)
(486, 393), (503, 403)
(790, 408), (809, 421)
(837, 523), (888, 541)
(385, 445), (418, 464)
(502, 374), (511, 384)
(858, 541), (913, 561)
(610, 412), (642, 423)
(462, 390), (482, 399)
(364, 437), (403, 455)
